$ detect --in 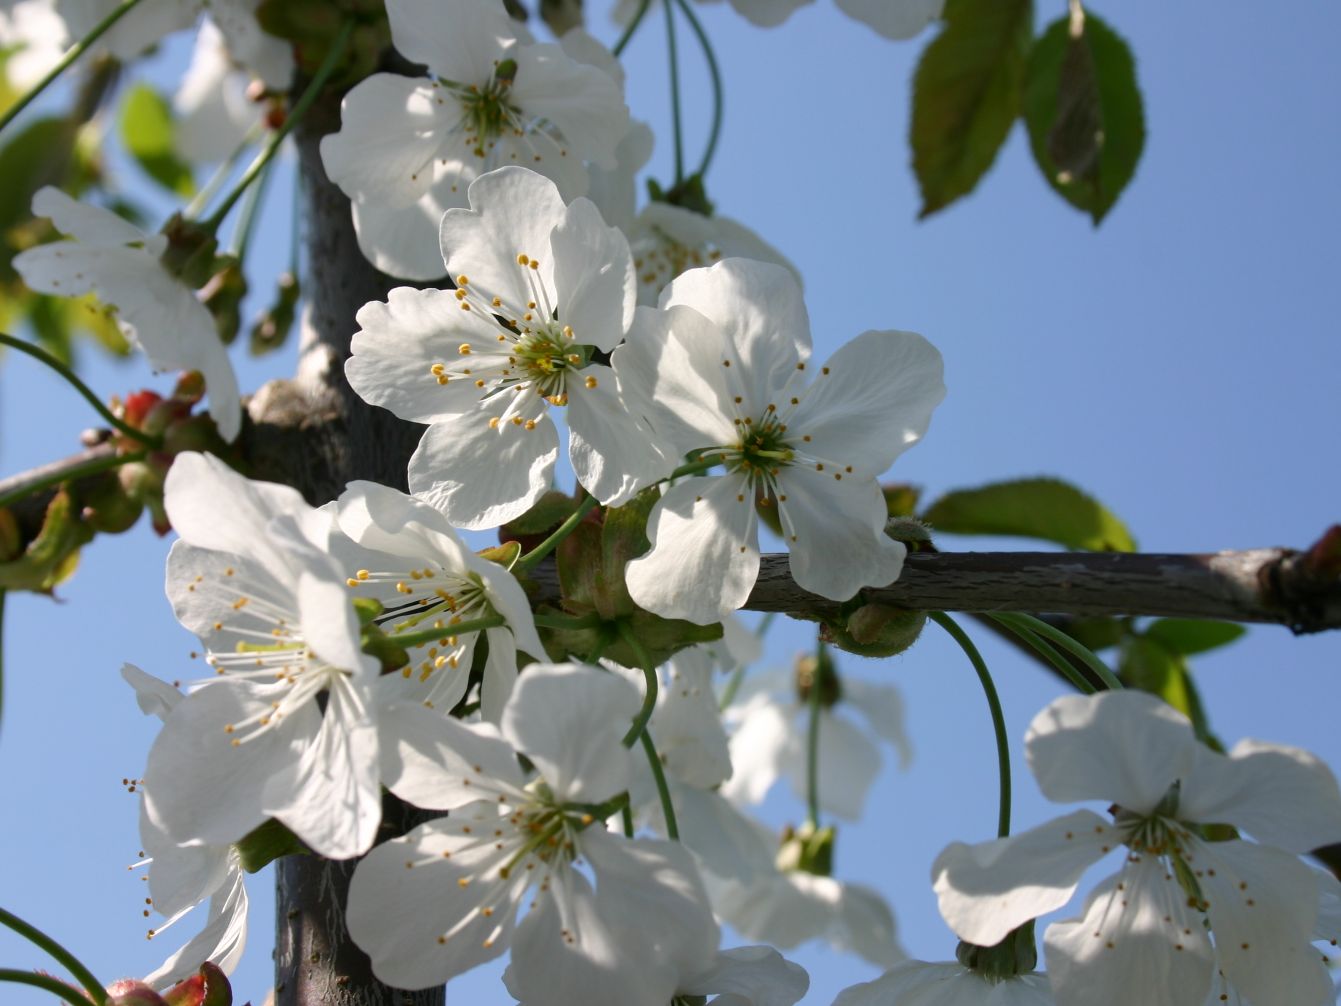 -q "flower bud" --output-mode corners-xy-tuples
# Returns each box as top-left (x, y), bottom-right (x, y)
(823, 603), (926, 659)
